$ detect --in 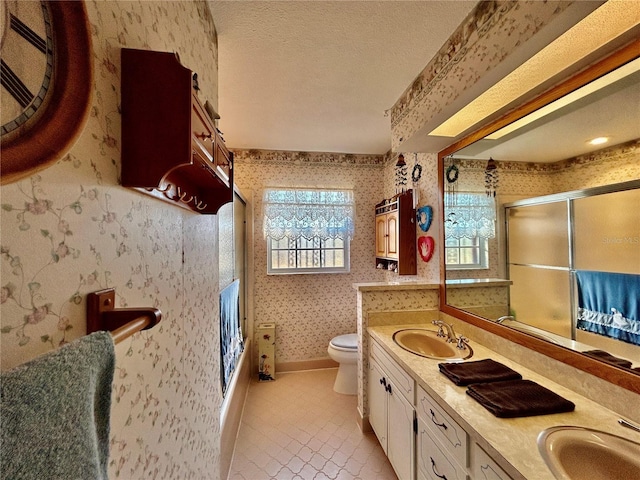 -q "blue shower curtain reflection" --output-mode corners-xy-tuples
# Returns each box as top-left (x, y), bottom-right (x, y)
(220, 279), (243, 395)
(576, 270), (640, 346)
